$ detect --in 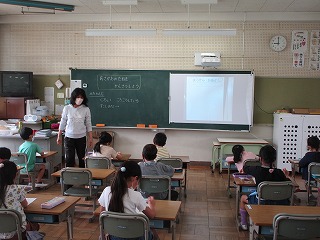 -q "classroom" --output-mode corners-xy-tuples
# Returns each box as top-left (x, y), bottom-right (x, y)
(0, 0), (320, 239)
